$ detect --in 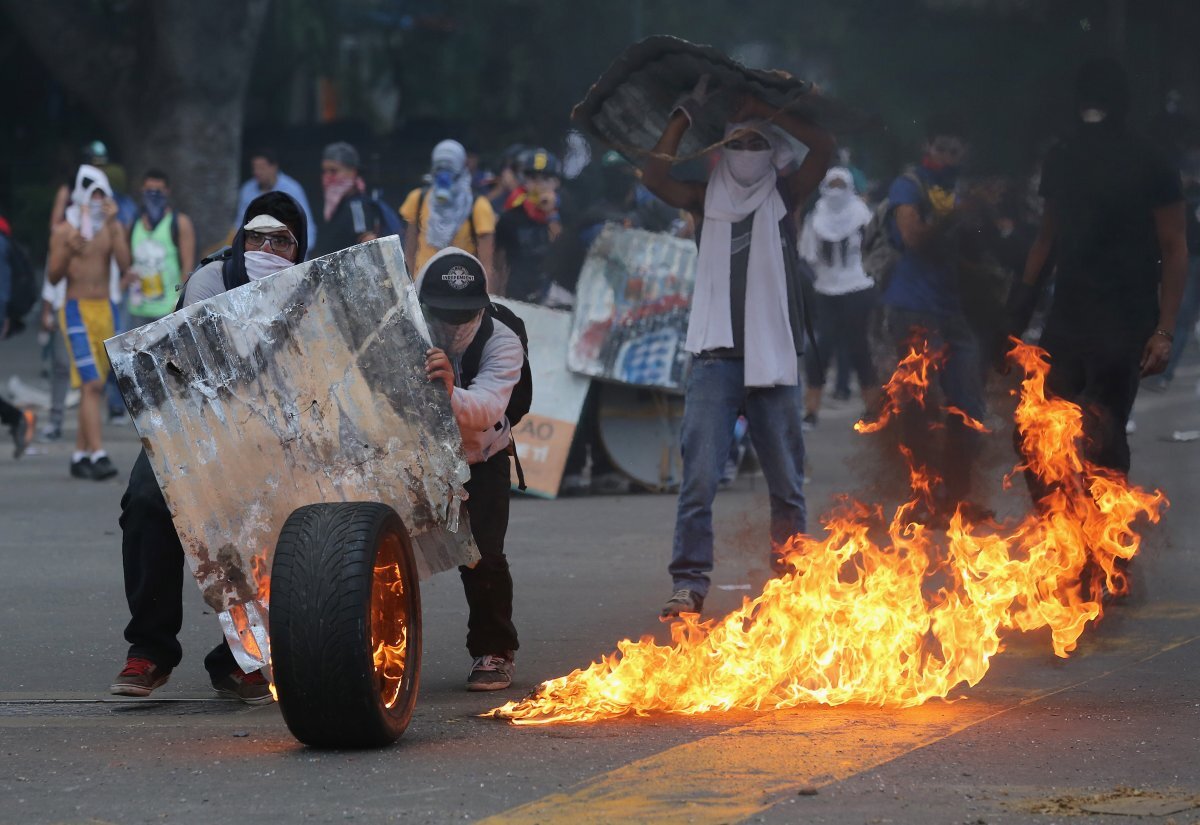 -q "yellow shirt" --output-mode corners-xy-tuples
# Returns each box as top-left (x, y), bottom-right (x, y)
(400, 189), (496, 272)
